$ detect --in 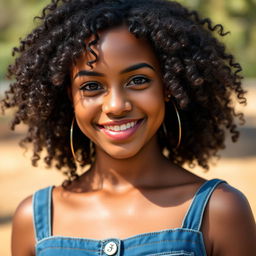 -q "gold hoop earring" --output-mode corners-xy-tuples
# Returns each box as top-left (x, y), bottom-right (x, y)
(70, 117), (83, 163)
(162, 122), (168, 137)
(171, 100), (182, 149)
(165, 95), (182, 149)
